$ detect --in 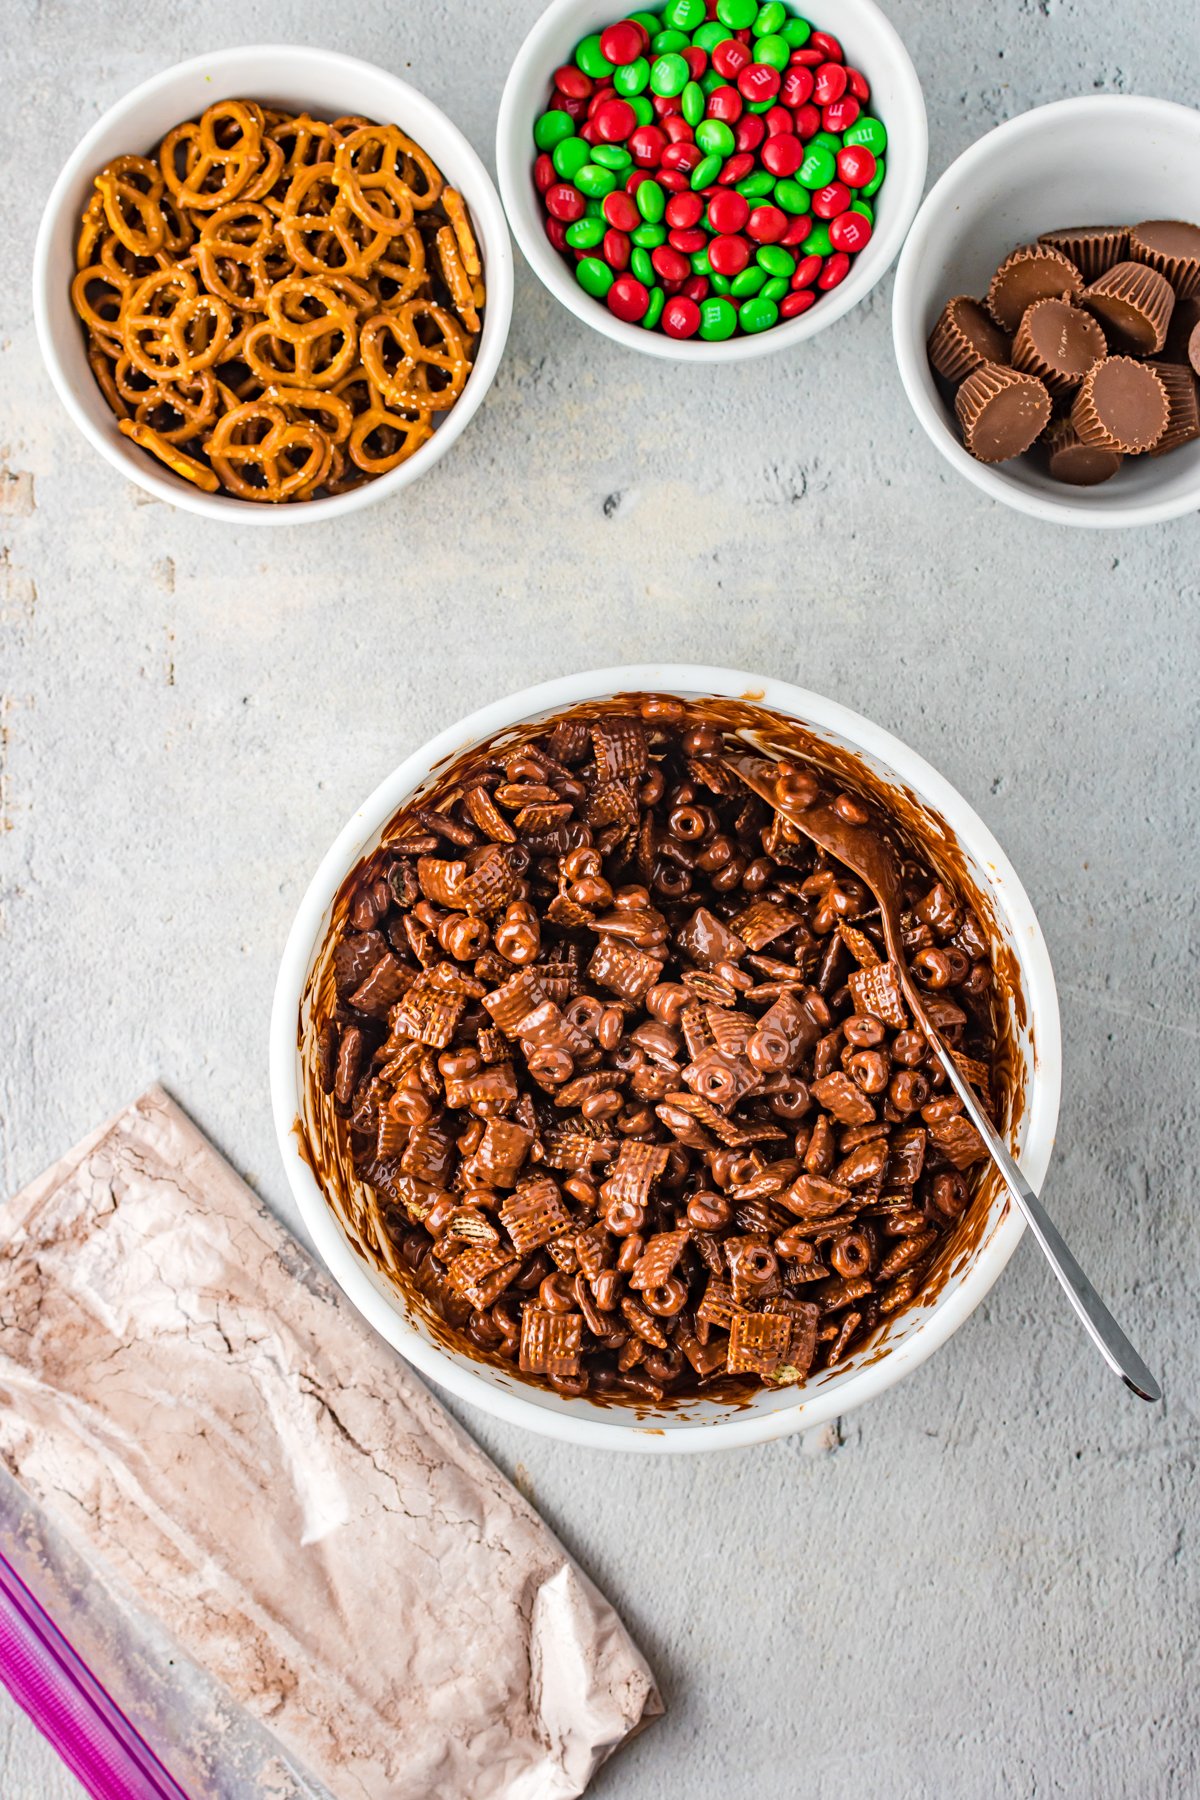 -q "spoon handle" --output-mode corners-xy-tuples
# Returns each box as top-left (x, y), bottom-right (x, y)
(929, 1043), (1161, 1402)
